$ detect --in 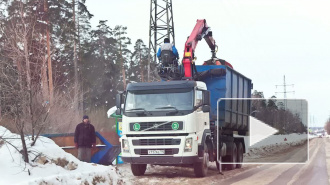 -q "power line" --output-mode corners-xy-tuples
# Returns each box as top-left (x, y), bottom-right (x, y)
(275, 75), (295, 110)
